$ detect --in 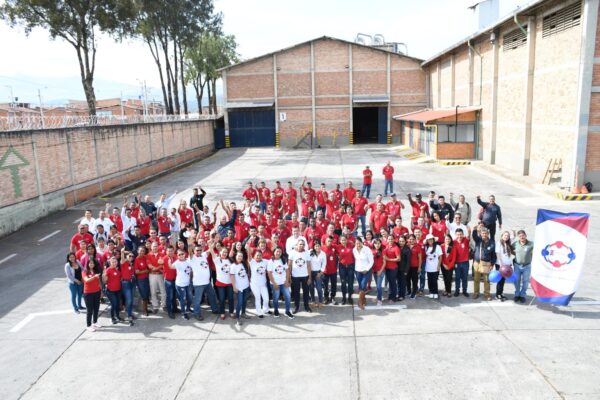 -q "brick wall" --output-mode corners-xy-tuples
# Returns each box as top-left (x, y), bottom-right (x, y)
(0, 120), (214, 237)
